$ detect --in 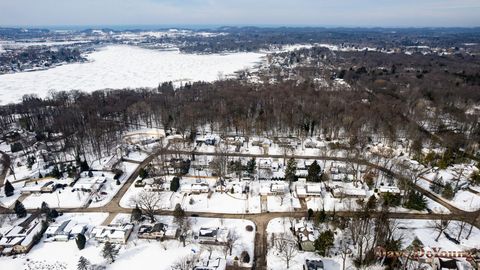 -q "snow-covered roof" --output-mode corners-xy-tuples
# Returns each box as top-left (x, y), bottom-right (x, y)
(306, 184), (322, 194)
(378, 186), (401, 194)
